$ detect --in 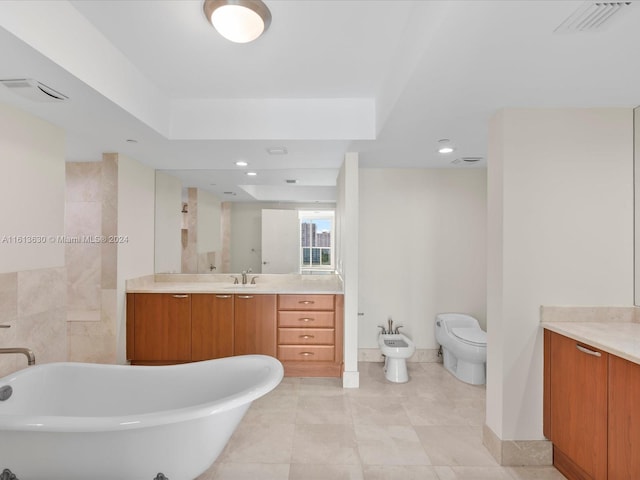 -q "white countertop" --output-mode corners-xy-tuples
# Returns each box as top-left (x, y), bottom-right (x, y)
(126, 273), (344, 295)
(542, 321), (640, 366)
